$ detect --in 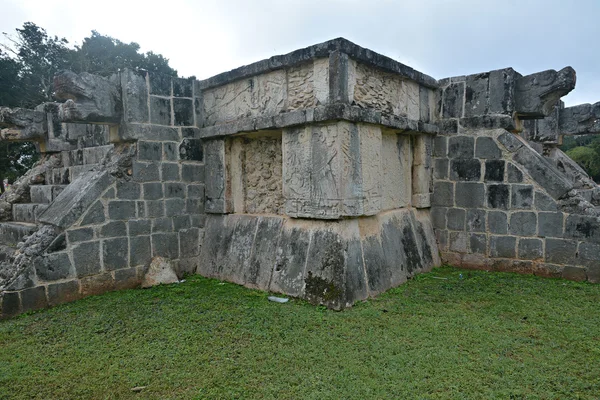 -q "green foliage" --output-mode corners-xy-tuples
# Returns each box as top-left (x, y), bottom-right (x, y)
(1, 268), (600, 399)
(562, 135), (600, 182)
(73, 31), (177, 77)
